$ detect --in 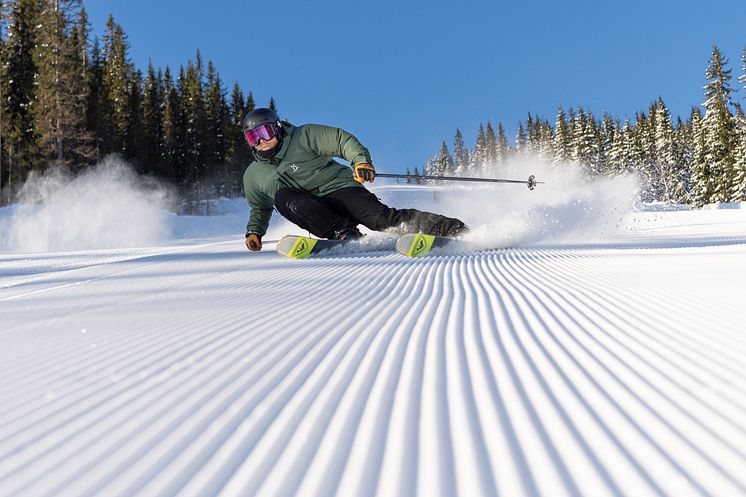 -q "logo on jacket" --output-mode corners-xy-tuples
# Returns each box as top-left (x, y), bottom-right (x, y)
(290, 164), (299, 172)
